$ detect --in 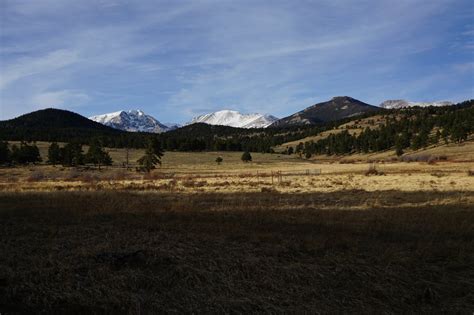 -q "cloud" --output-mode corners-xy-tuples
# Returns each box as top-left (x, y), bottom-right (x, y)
(0, 50), (79, 89)
(31, 90), (90, 108)
(453, 62), (474, 73)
